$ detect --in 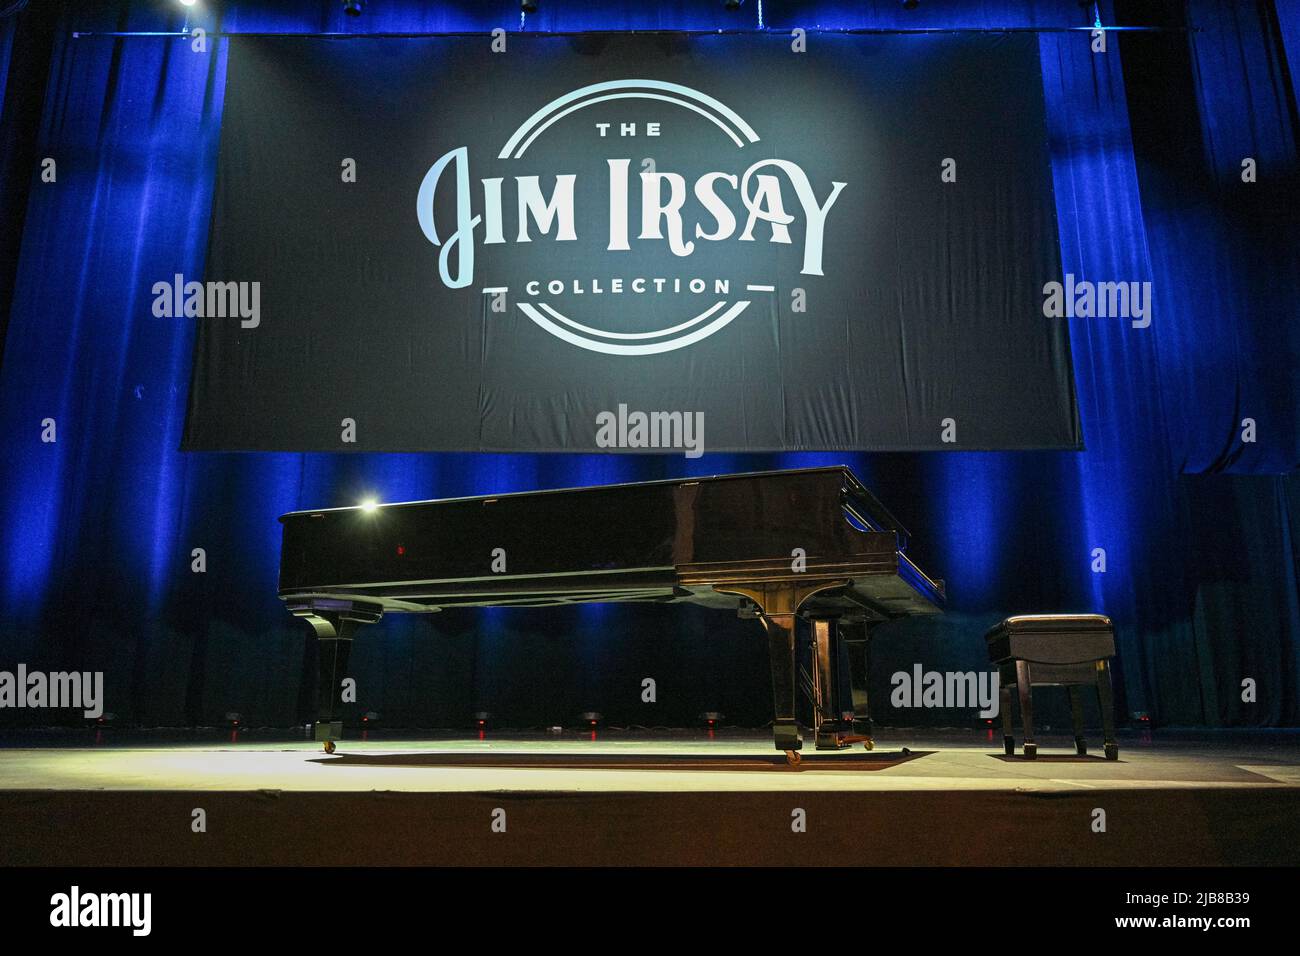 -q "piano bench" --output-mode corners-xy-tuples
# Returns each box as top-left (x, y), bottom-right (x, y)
(985, 614), (1119, 761)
